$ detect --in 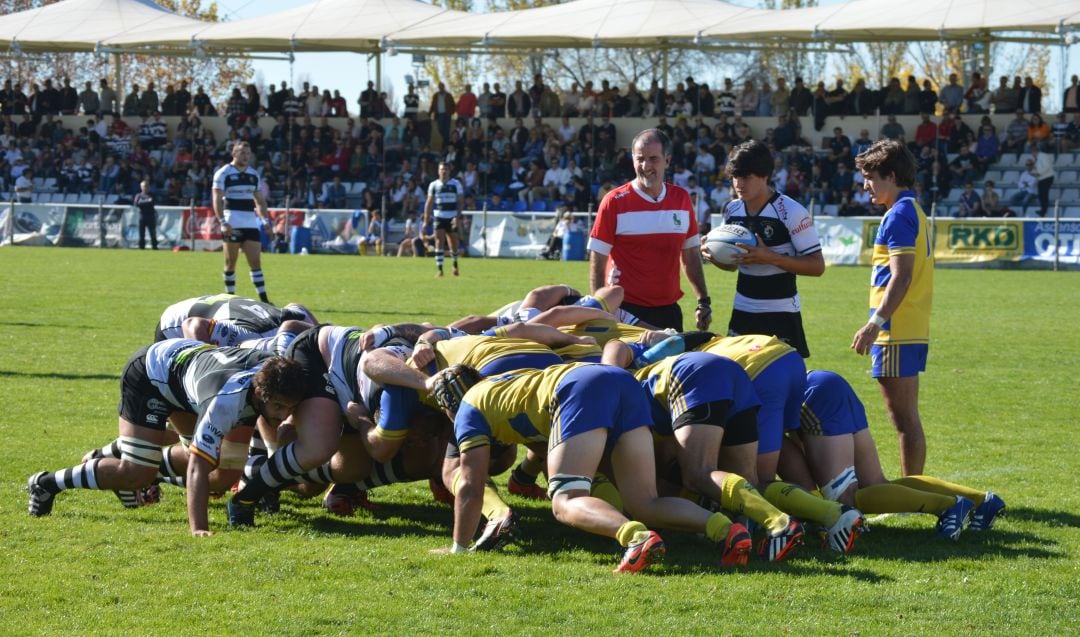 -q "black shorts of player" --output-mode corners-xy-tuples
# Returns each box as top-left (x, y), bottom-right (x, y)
(118, 345), (178, 431)
(620, 301), (683, 332)
(434, 217), (455, 233)
(673, 401), (760, 446)
(283, 326), (337, 402)
(728, 309), (810, 358)
(445, 439), (515, 461)
(225, 227), (262, 244)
